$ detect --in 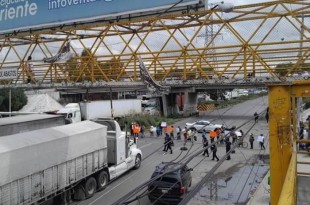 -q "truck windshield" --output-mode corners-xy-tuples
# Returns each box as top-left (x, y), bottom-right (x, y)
(58, 113), (69, 118)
